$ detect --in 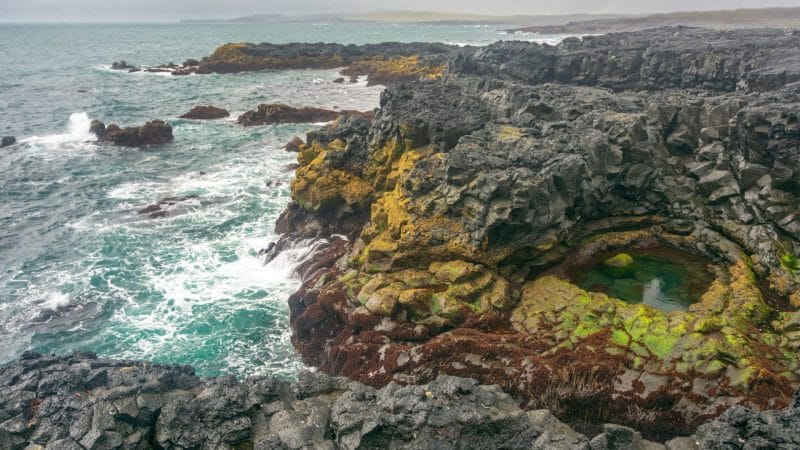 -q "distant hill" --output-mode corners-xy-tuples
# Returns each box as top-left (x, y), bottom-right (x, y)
(181, 11), (626, 26)
(507, 7), (800, 34)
